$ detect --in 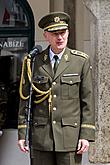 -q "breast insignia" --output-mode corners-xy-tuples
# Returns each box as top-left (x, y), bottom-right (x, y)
(71, 50), (89, 59)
